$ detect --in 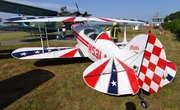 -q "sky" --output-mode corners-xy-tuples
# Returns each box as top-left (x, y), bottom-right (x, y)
(0, 0), (180, 25)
